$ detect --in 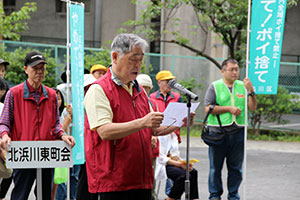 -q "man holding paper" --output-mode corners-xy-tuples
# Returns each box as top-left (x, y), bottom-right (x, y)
(150, 70), (200, 199)
(149, 70), (183, 143)
(84, 34), (194, 200)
